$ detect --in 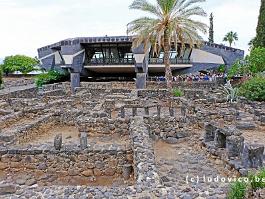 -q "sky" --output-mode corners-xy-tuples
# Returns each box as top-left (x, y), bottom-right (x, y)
(0, 0), (261, 60)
